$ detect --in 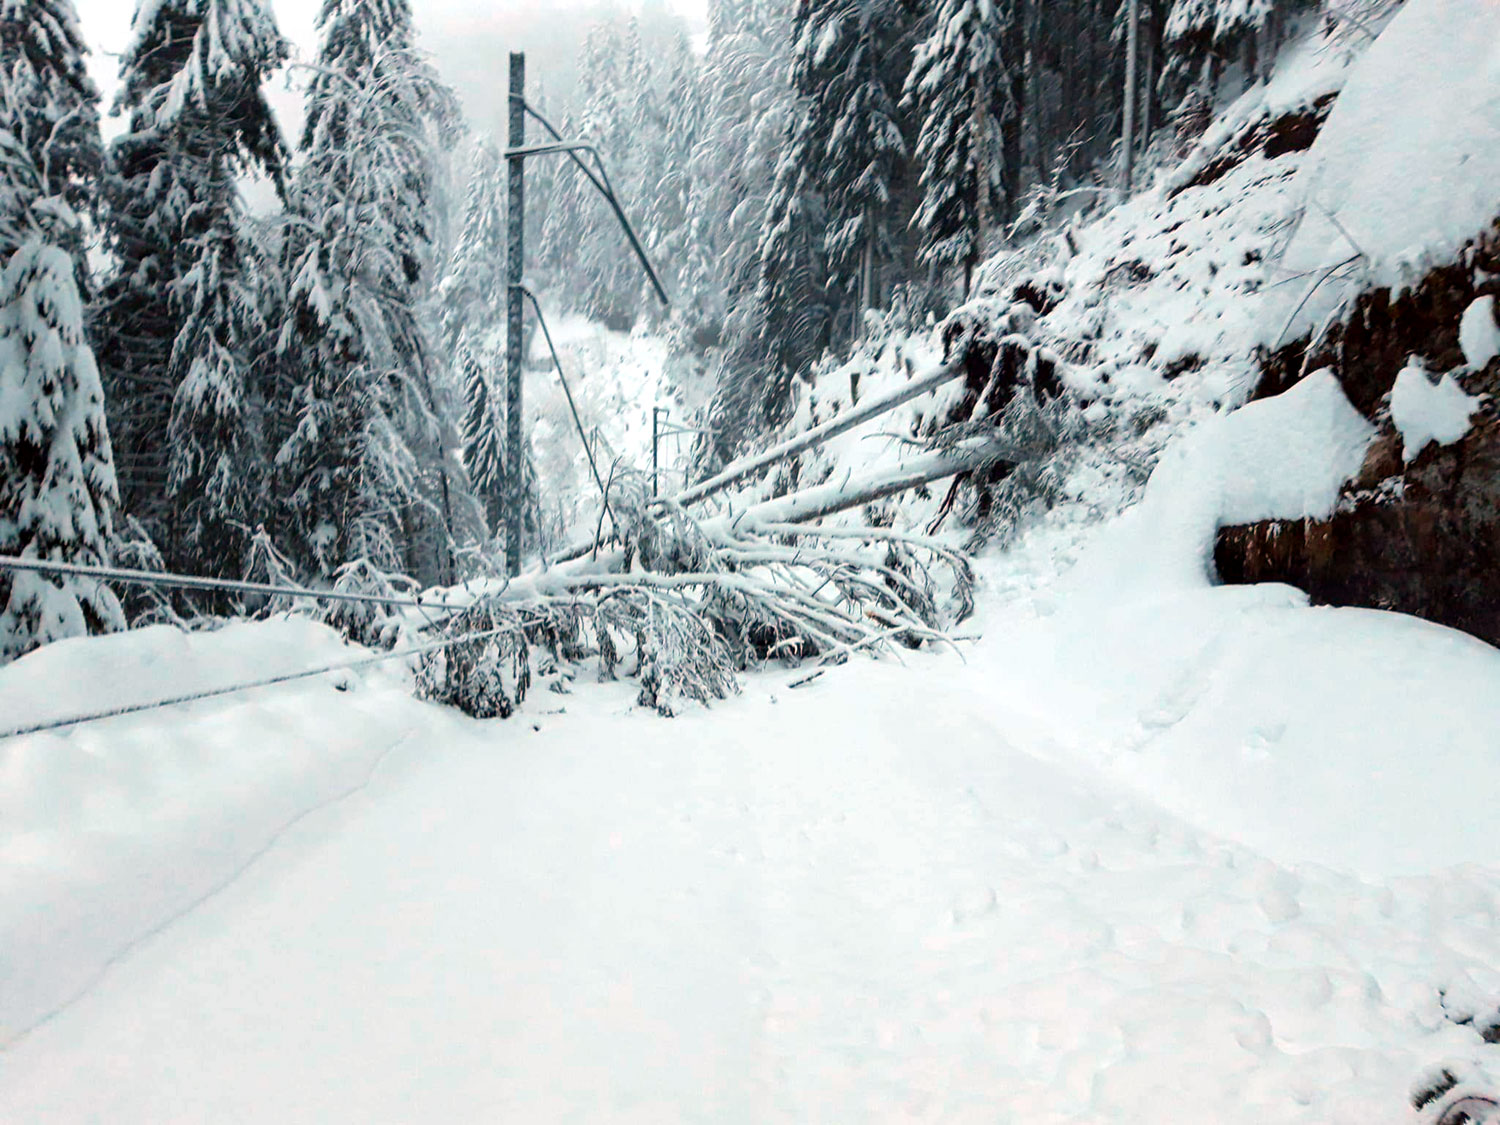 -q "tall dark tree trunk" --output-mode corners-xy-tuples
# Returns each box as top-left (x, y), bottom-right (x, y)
(1025, 0), (1048, 184)
(1002, 5), (1026, 222)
